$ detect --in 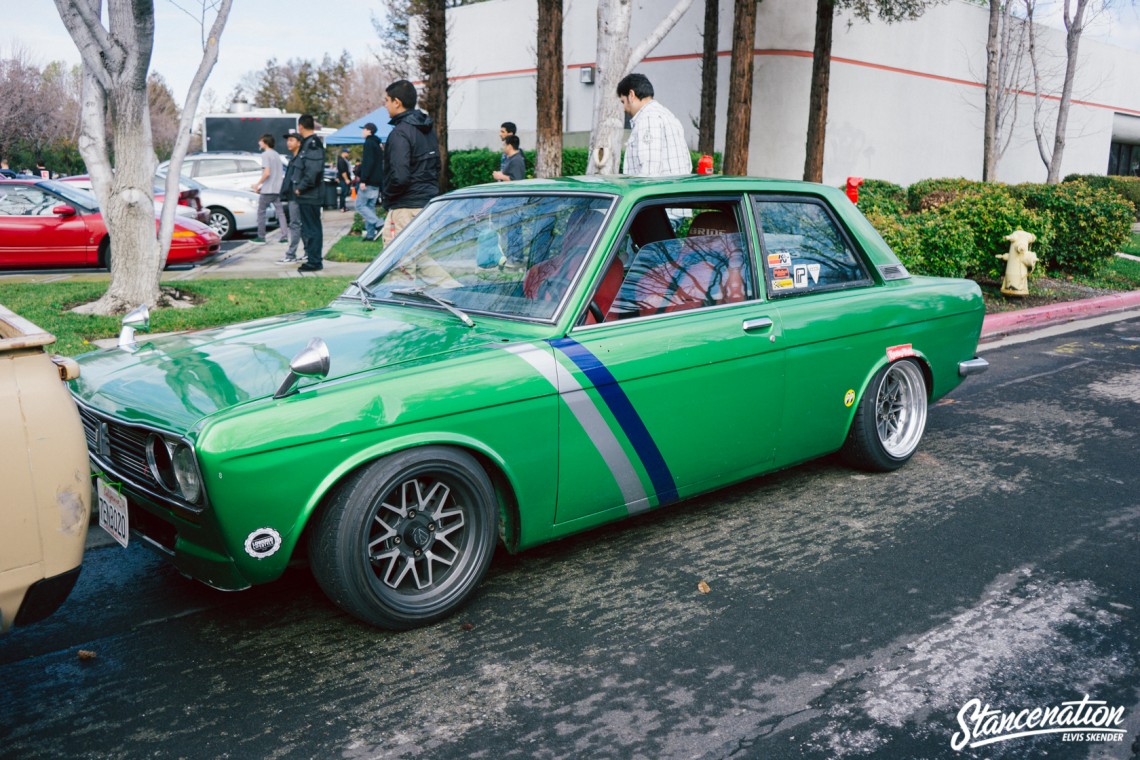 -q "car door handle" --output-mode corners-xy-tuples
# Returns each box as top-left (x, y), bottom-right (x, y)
(742, 317), (774, 333)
